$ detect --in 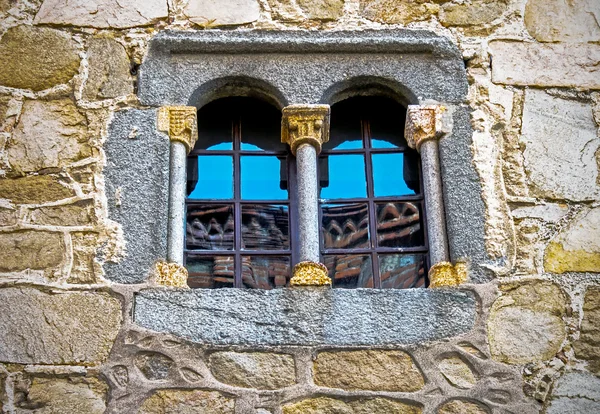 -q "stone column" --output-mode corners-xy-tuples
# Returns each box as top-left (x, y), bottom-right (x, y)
(157, 106), (198, 276)
(405, 105), (465, 287)
(282, 104), (331, 286)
